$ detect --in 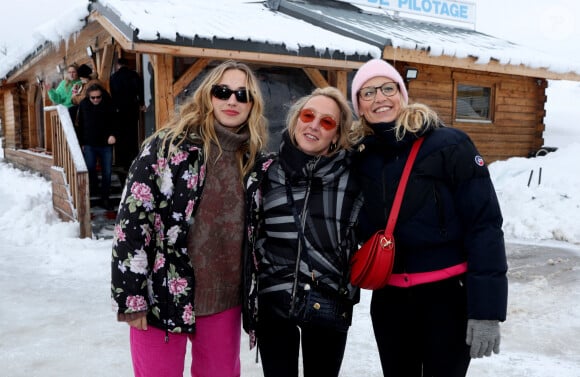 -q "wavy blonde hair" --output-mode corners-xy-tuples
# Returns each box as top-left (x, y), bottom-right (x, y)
(356, 100), (441, 141)
(286, 86), (363, 155)
(150, 60), (268, 180)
